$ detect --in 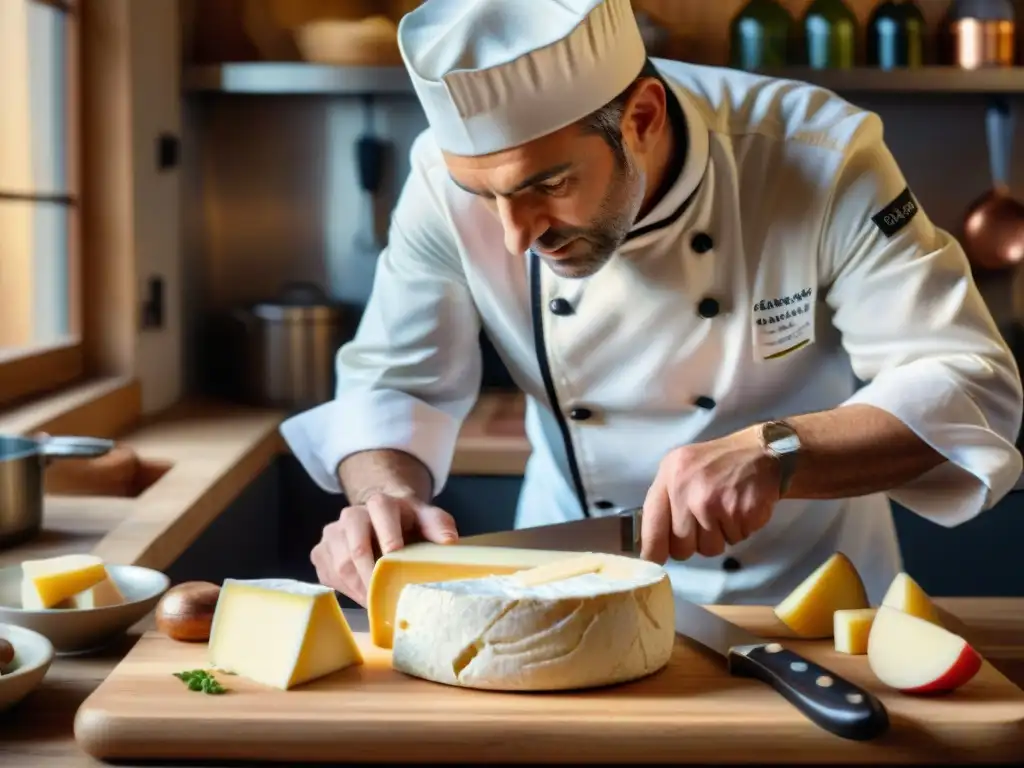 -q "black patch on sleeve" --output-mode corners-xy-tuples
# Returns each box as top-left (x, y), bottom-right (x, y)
(871, 186), (919, 238)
